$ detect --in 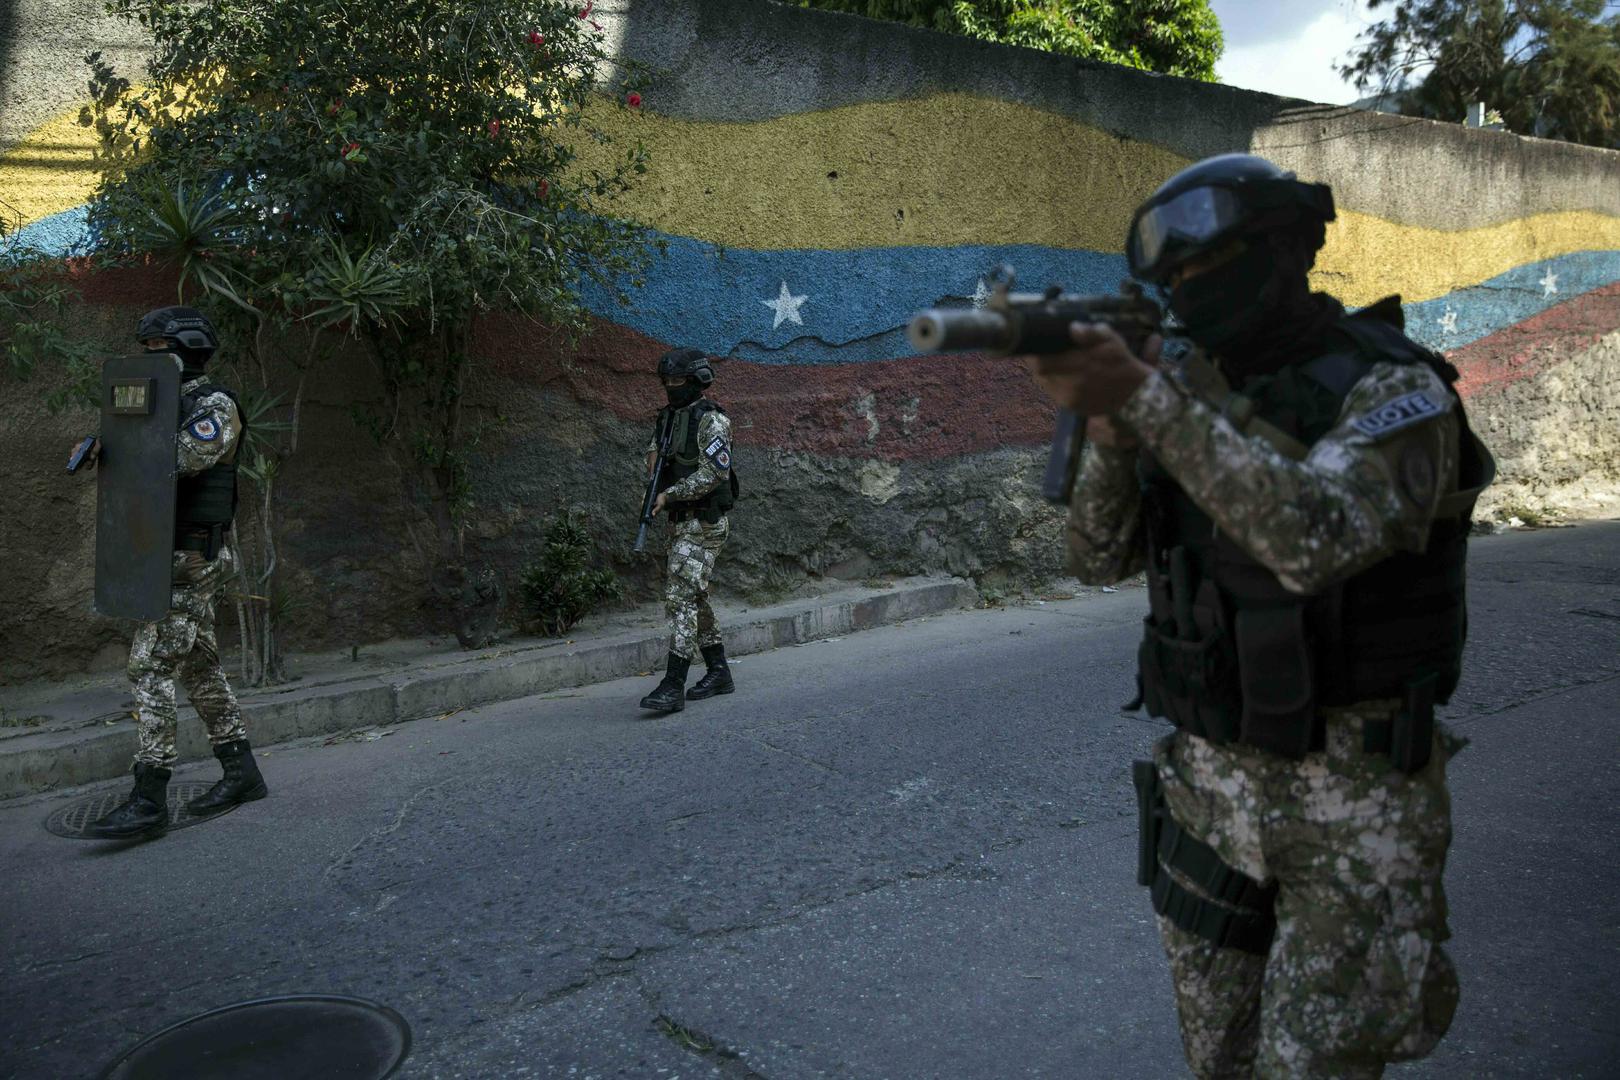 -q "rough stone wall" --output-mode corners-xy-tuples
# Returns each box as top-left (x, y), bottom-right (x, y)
(1, 0), (1617, 682)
